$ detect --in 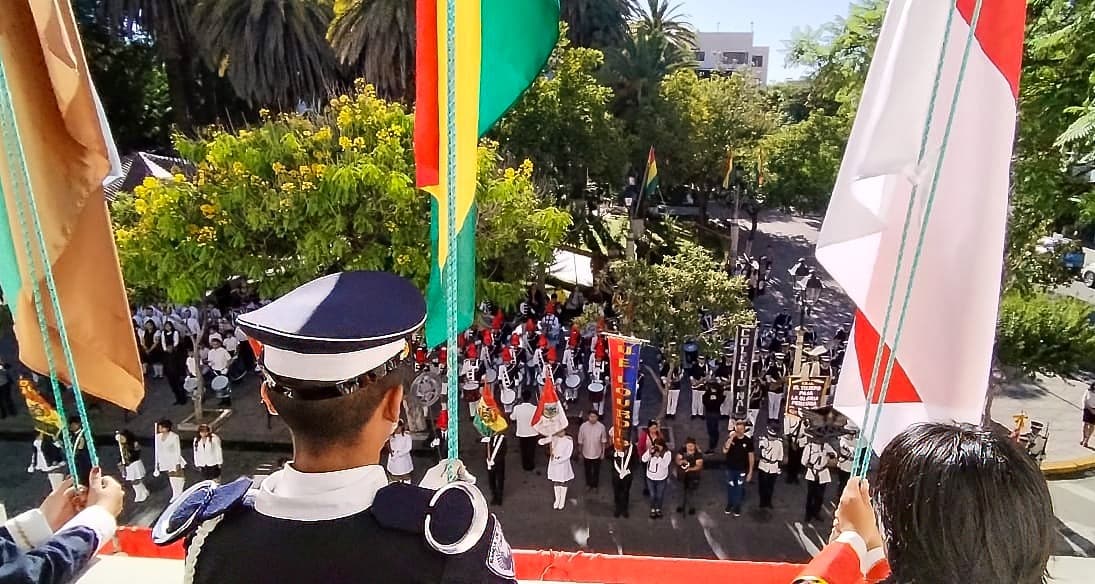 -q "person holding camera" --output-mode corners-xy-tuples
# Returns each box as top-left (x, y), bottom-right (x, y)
(641, 438), (672, 519)
(674, 438), (703, 515)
